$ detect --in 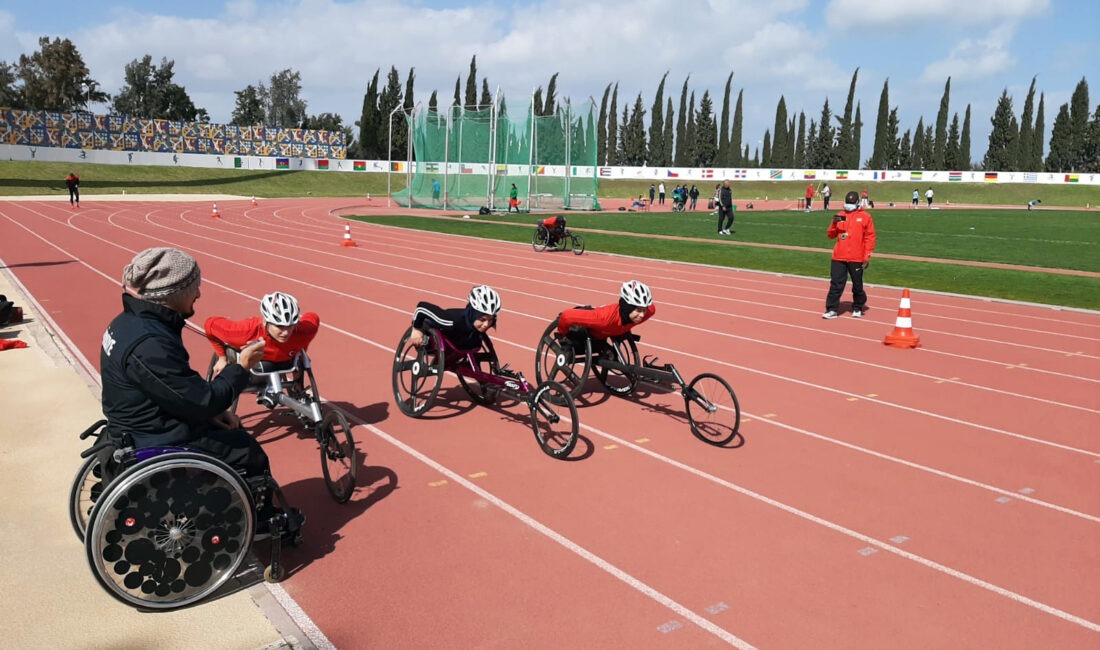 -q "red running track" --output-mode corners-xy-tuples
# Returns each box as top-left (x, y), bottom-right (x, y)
(2, 198), (1098, 649)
